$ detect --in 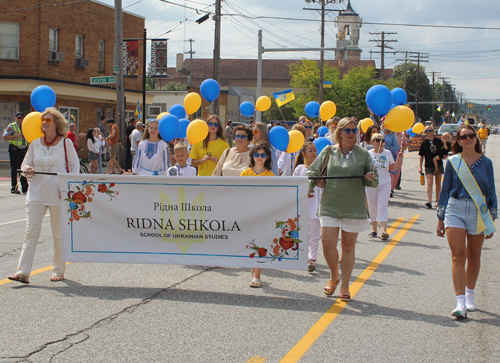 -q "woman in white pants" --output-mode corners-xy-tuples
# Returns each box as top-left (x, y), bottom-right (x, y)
(366, 133), (403, 240)
(8, 108), (79, 284)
